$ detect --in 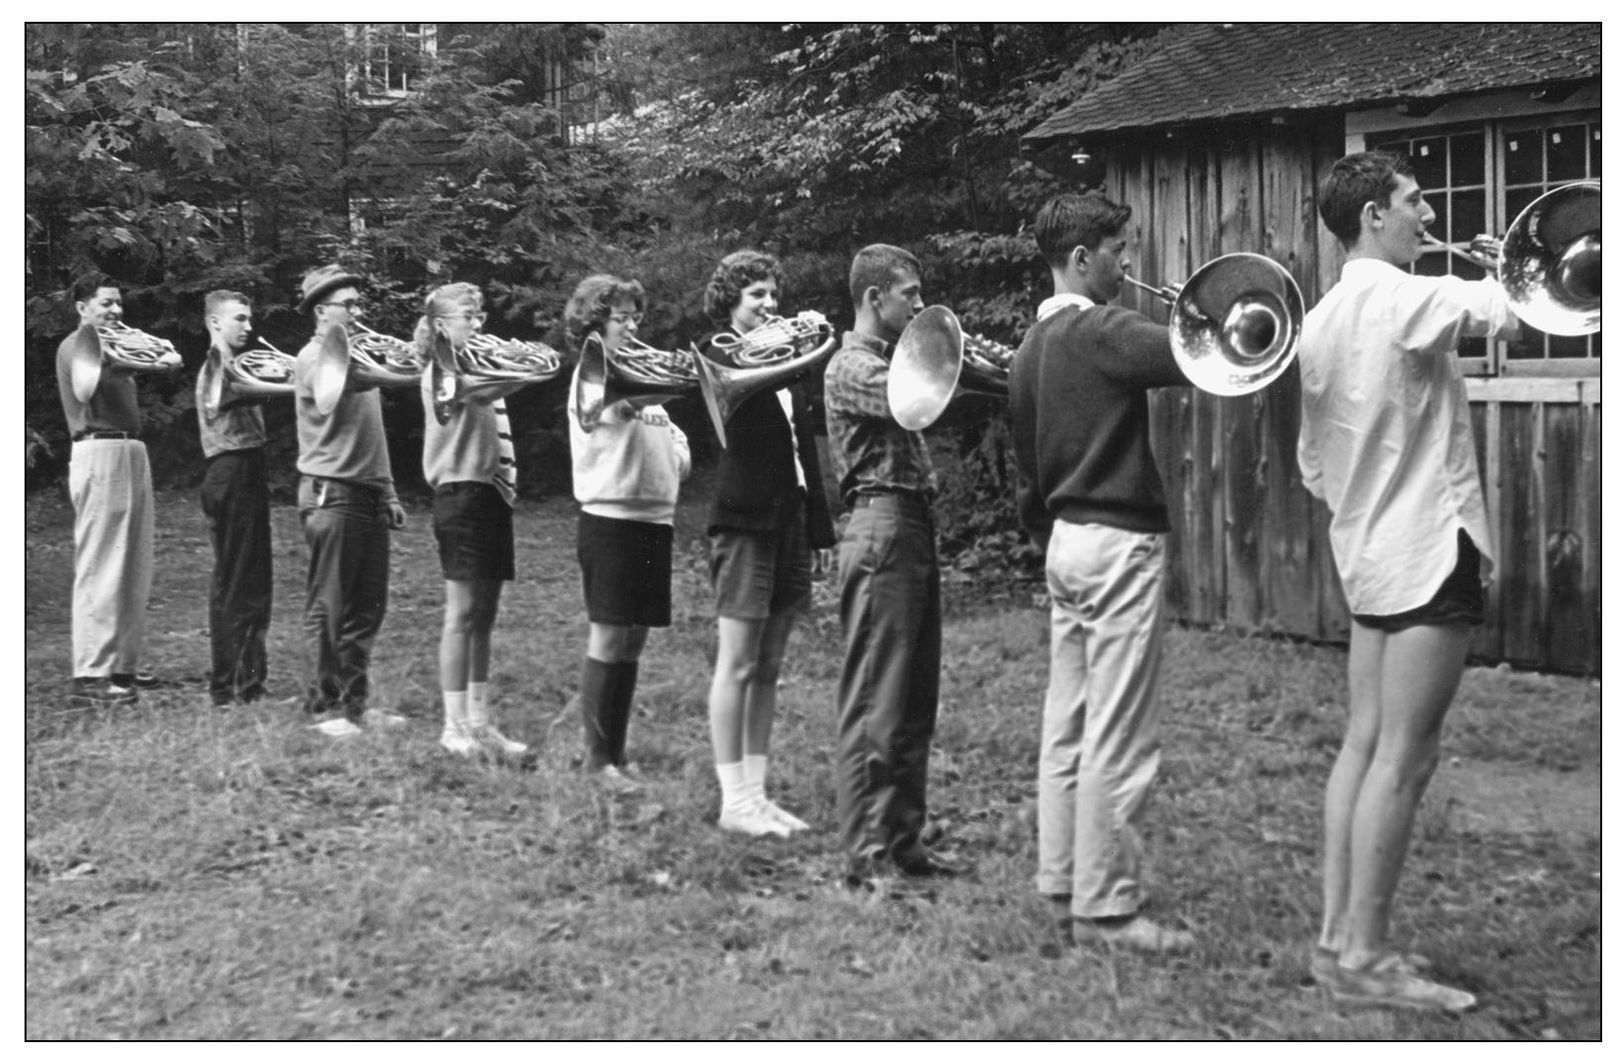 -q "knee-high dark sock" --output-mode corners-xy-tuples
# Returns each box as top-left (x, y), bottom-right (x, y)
(579, 657), (614, 770)
(605, 660), (639, 768)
